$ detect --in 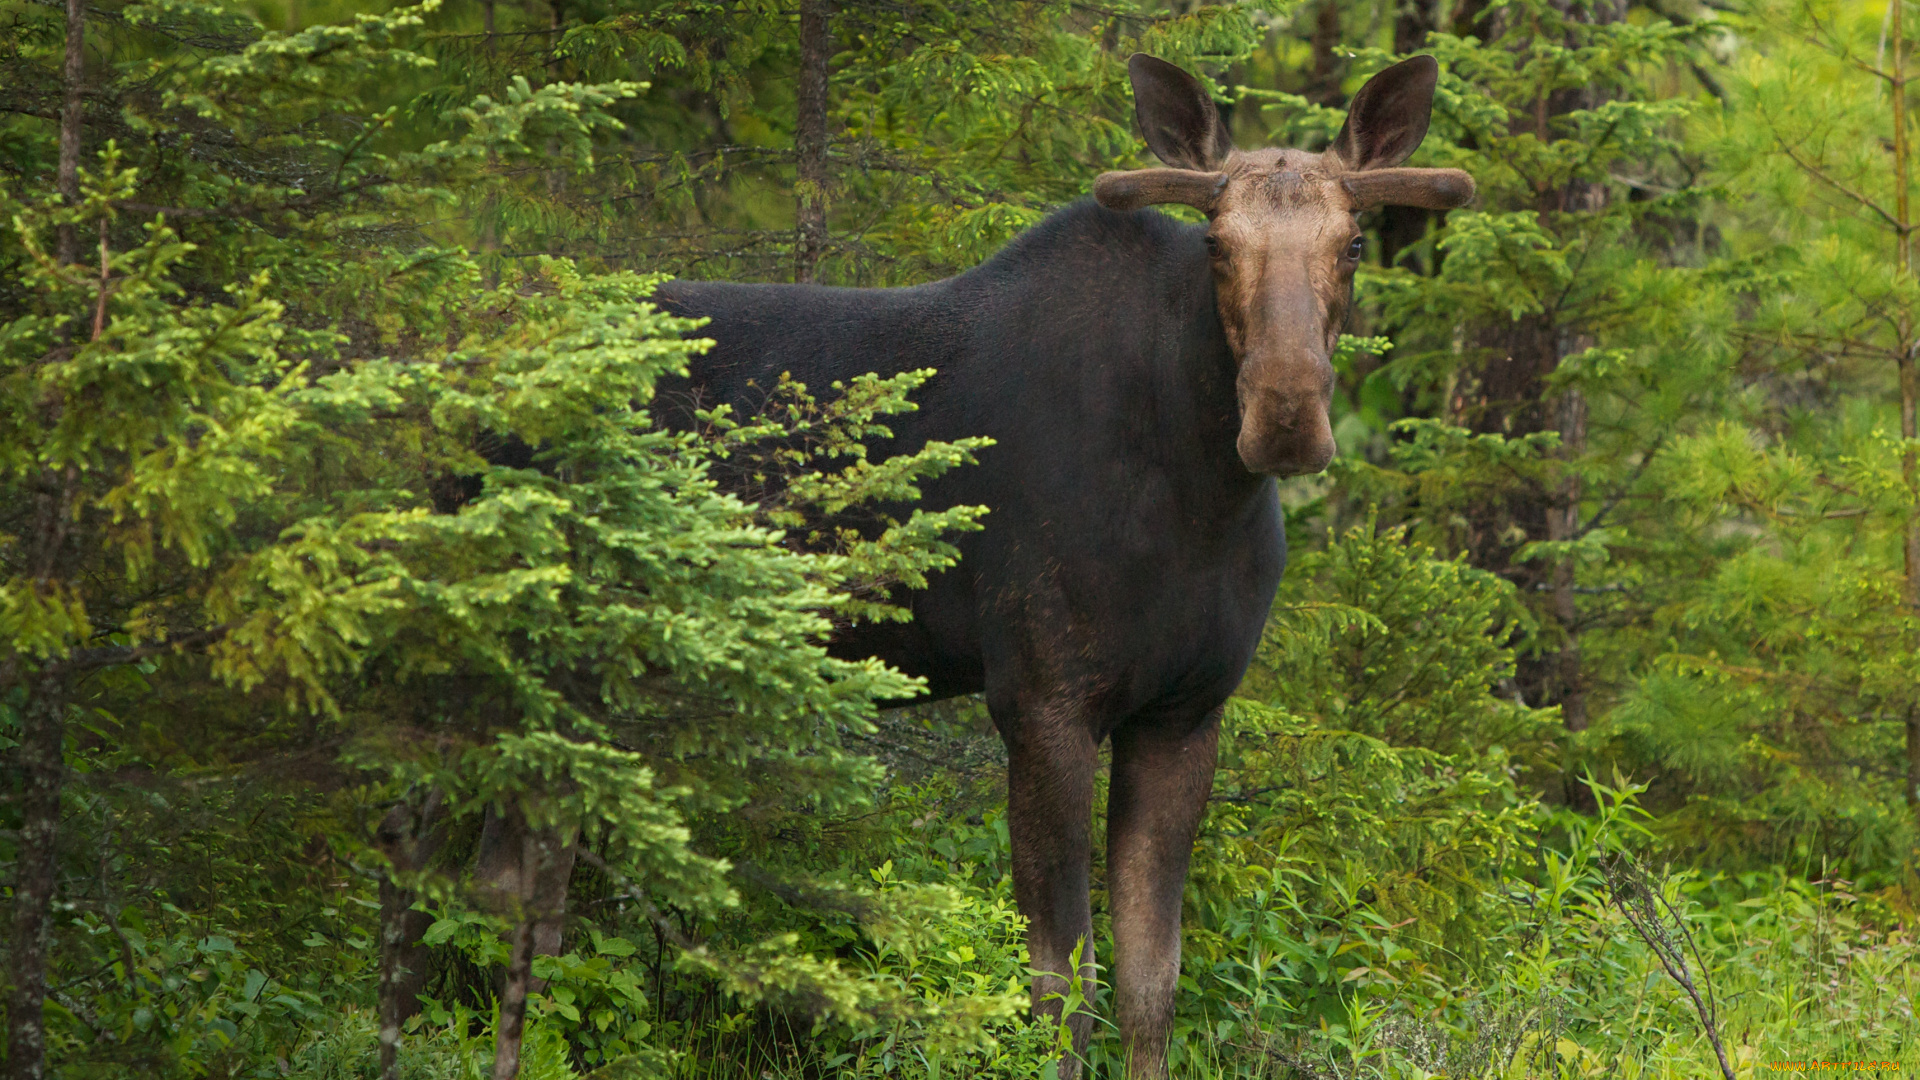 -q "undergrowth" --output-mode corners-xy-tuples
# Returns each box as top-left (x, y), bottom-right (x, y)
(253, 756), (1915, 1080)
(34, 528), (1918, 1080)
